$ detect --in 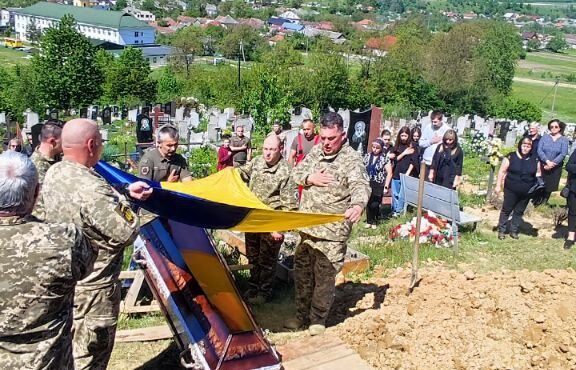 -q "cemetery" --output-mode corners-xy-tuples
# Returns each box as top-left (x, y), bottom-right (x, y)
(3, 99), (576, 370)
